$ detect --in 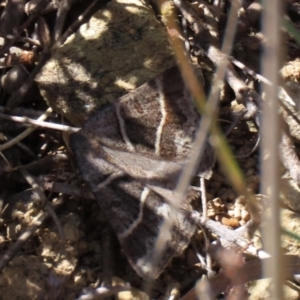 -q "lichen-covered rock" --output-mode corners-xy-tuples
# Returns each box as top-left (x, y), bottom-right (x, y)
(36, 0), (174, 126)
(280, 177), (300, 212)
